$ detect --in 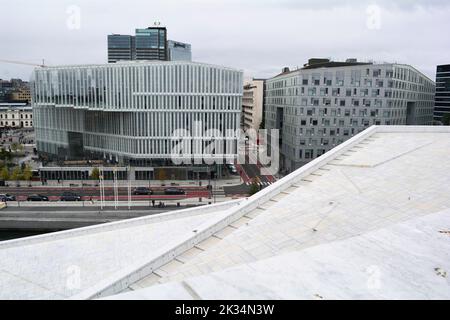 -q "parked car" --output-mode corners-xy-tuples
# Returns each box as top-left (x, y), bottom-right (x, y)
(227, 164), (238, 174)
(133, 187), (152, 195)
(60, 192), (82, 201)
(27, 194), (49, 201)
(0, 194), (16, 202)
(164, 187), (185, 195)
